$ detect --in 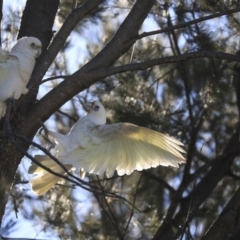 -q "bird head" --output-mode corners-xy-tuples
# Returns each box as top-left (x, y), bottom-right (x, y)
(85, 101), (106, 125)
(11, 36), (42, 58)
